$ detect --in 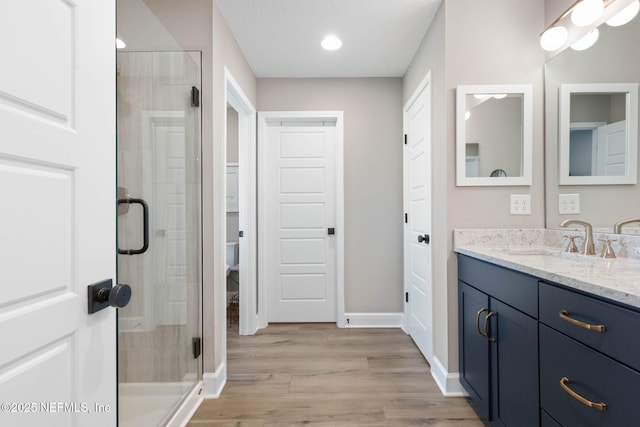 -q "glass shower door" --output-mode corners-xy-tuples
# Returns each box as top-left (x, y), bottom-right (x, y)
(116, 50), (202, 427)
